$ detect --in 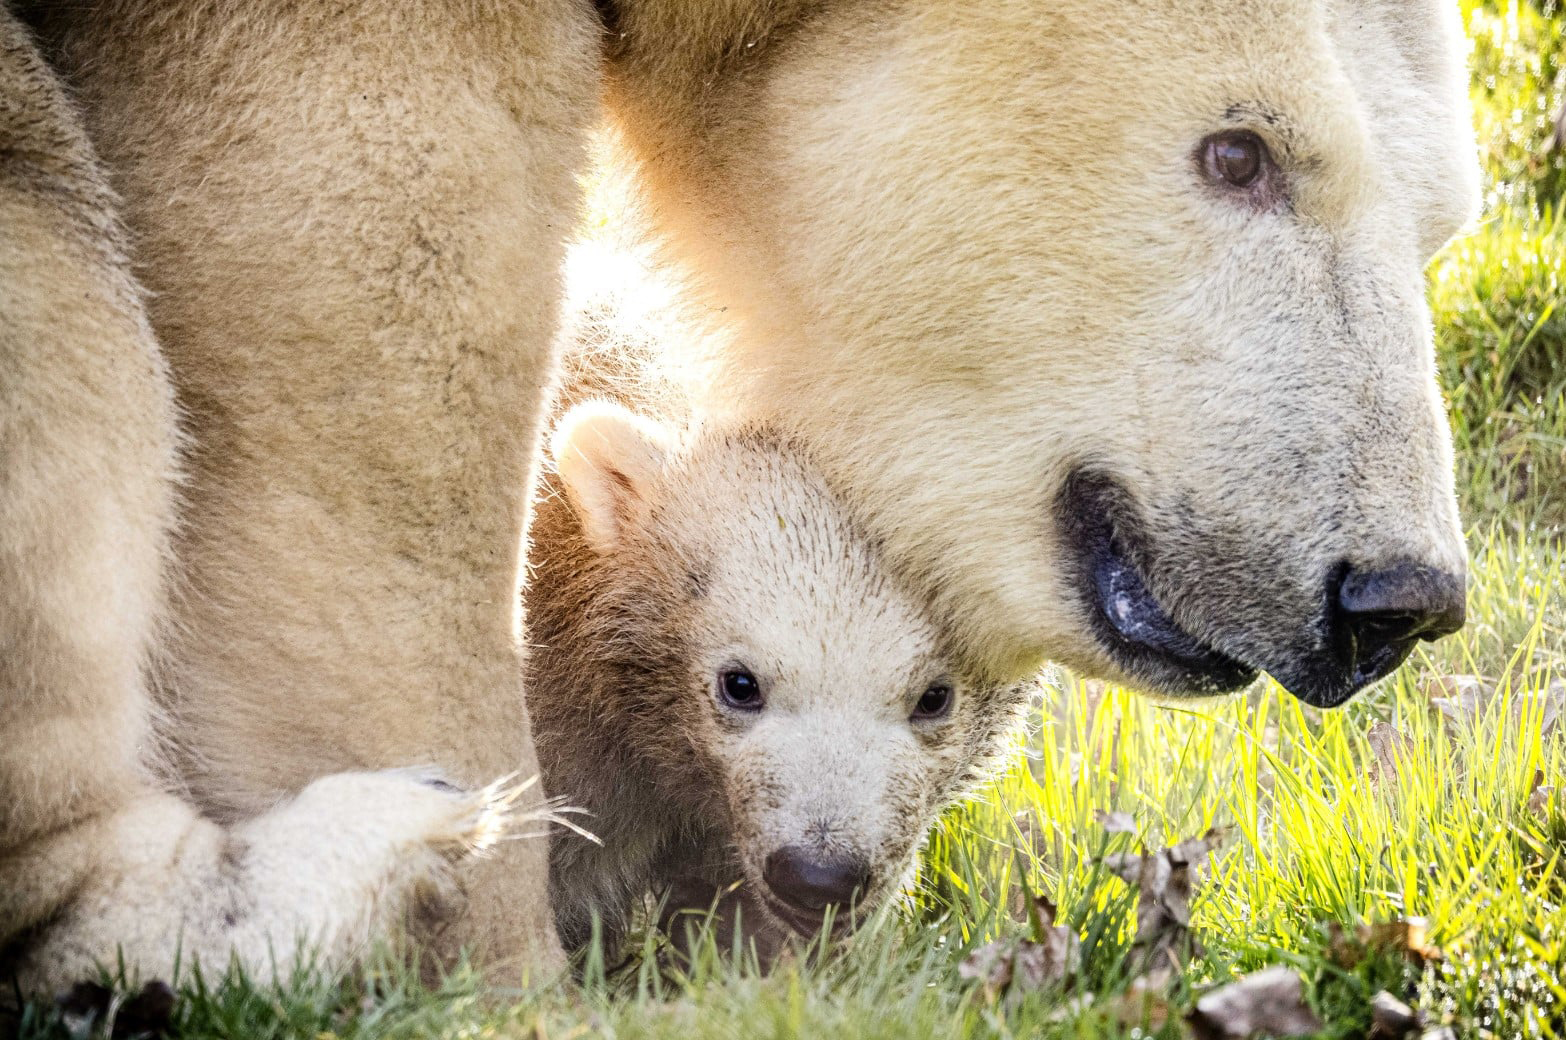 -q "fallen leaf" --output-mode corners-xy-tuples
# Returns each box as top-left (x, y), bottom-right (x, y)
(1368, 918), (1442, 965)
(1424, 674), (1491, 733)
(1527, 770), (1557, 819)
(1186, 967), (1322, 1040)
(1103, 827), (1225, 968)
(1369, 990), (1423, 1038)
(1104, 983), (1179, 1031)
(1094, 809), (1137, 833)
(1329, 917), (1443, 968)
(1422, 673), (1488, 705)
(1367, 722), (1415, 787)
(1423, 674), (1563, 737)
(959, 897), (1081, 1005)
(1536, 679), (1564, 738)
